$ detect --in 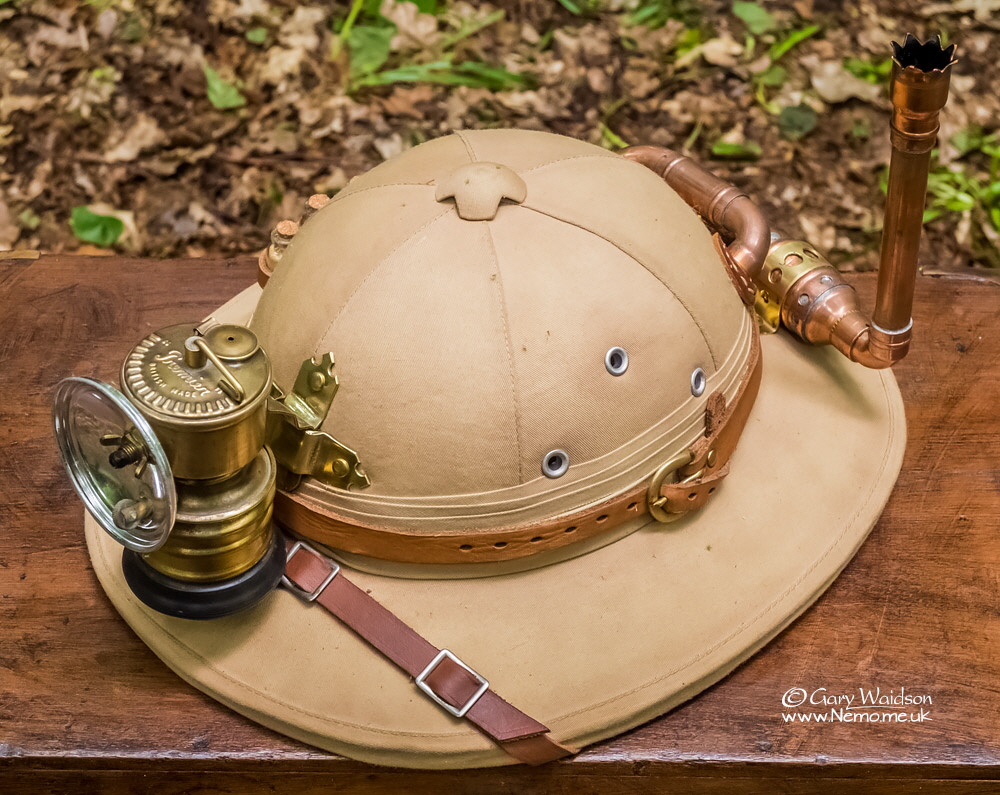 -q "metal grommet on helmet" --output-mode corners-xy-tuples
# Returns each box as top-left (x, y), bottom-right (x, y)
(691, 367), (707, 397)
(541, 449), (569, 478)
(604, 346), (628, 376)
